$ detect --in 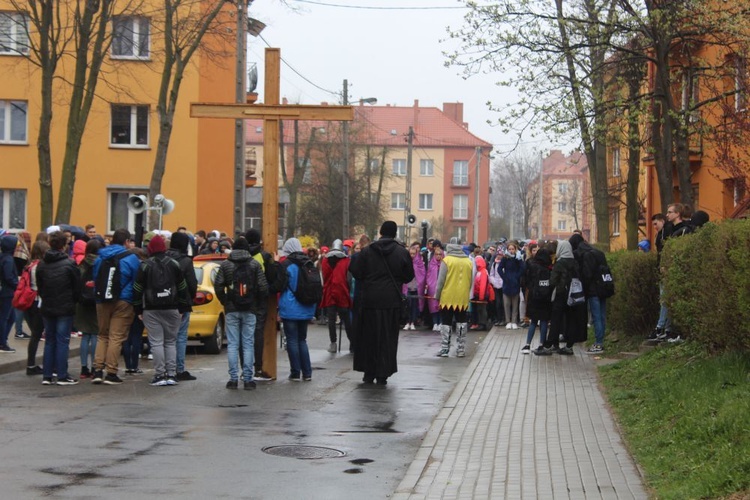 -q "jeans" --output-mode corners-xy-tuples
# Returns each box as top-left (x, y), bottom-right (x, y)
(176, 312), (190, 373)
(14, 307), (25, 334)
(589, 296), (607, 345)
(407, 291), (420, 323)
(283, 319), (311, 378)
(42, 315), (74, 379)
(143, 309), (180, 377)
(0, 297), (14, 347)
(226, 311), (256, 382)
(526, 319), (548, 345)
(656, 284), (671, 331)
(80, 333), (97, 370)
(123, 316), (143, 371)
(25, 302), (44, 367)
